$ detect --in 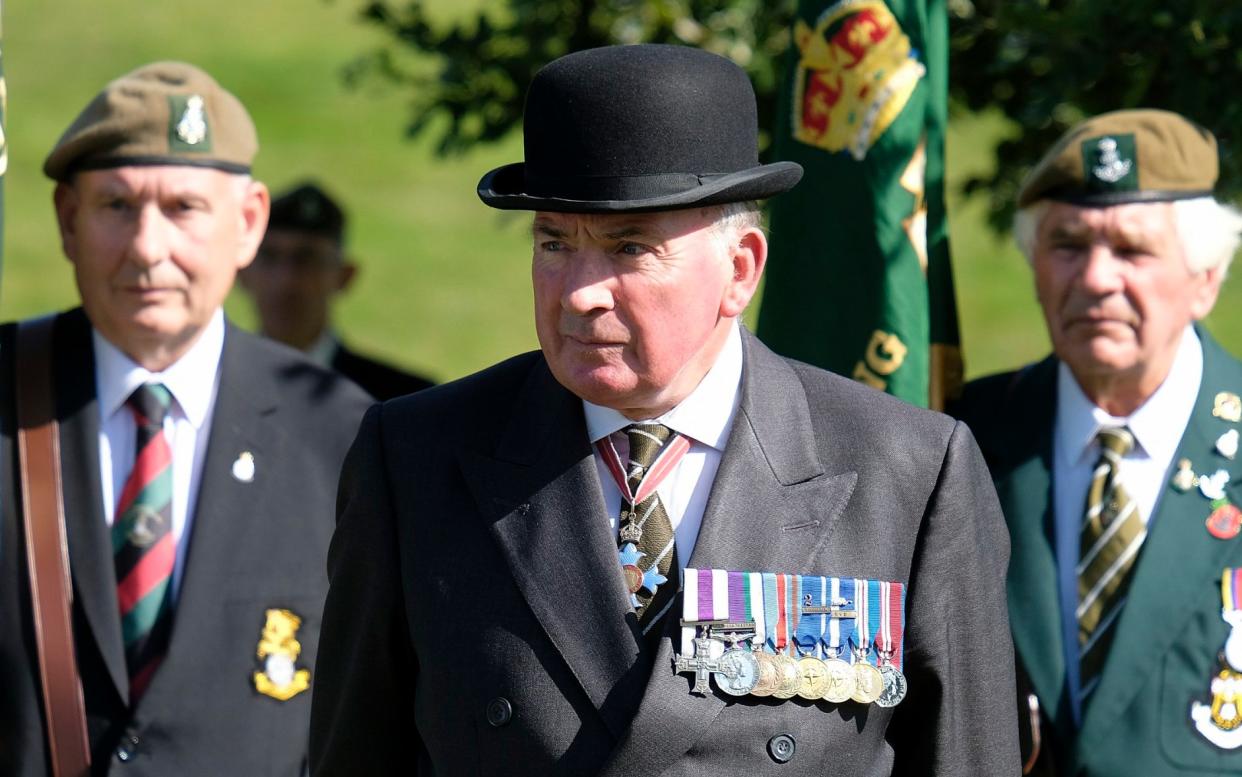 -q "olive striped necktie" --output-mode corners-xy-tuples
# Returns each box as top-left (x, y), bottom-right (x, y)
(112, 383), (176, 701)
(1077, 426), (1146, 702)
(619, 423), (680, 635)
